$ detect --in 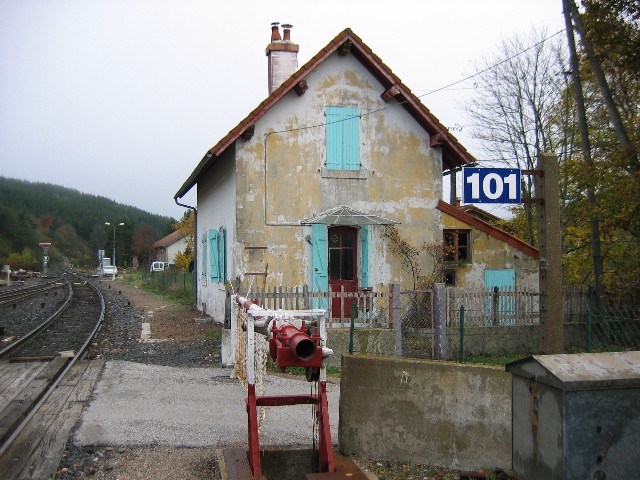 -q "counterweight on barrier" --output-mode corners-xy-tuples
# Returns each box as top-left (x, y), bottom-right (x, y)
(235, 295), (335, 477)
